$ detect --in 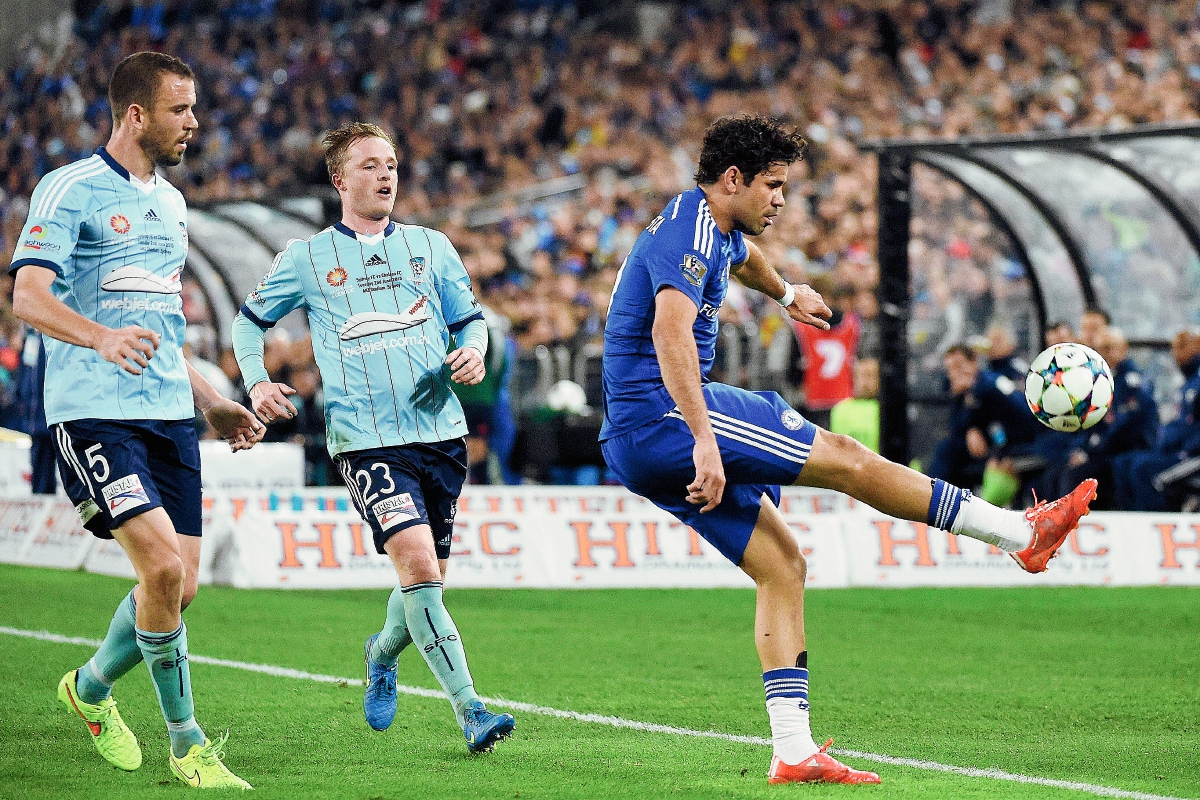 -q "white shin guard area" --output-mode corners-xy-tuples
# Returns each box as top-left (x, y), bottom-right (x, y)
(1, 625), (1185, 800)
